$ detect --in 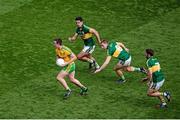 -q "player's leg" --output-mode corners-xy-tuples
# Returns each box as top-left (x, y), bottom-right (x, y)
(77, 50), (97, 70)
(126, 66), (147, 73)
(116, 70), (126, 83)
(68, 63), (88, 95)
(158, 96), (166, 107)
(147, 80), (169, 108)
(154, 80), (171, 102)
(69, 71), (85, 88)
(56, 70), (71, 98)
(69, 71), (88, 95)
(148, 80), (170, 100)
(122, 56), (147, 73)
(147, 89), (166, 97)
(147, 88), (167, 108)
(77, 51), (93, 63)
(87, 54), (93, 69)
(57, 71), (69, 90)
(78, 45), (99, 69)
(114, 62), (126, 83)
(89, 54), (100, 70)
(163, 91), (171, 102)
(89, 45), (99, 69)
